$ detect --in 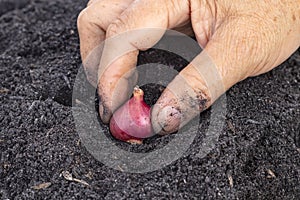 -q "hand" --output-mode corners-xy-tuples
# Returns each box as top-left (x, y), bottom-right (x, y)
(77, 0), (300, 135)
